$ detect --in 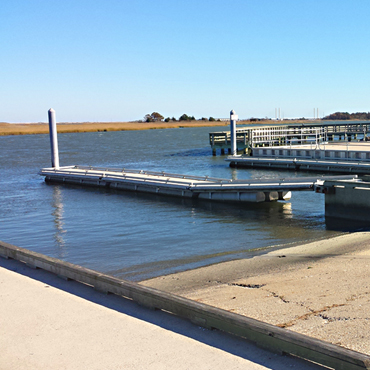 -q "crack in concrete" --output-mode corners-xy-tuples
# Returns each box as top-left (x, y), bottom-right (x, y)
(277, 303), (346, 328)
(229, 283), (266, 289)
(264, 289), (290, 303)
